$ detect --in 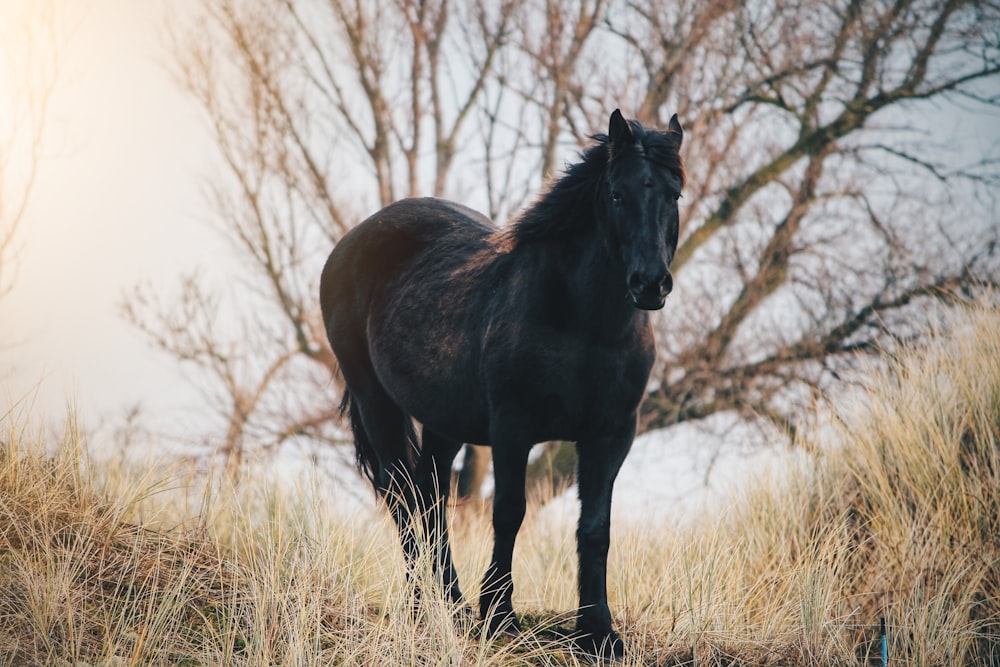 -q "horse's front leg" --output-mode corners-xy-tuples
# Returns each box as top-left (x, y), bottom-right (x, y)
(479, 434), (531, 636)
(574, 419), (635, 661)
